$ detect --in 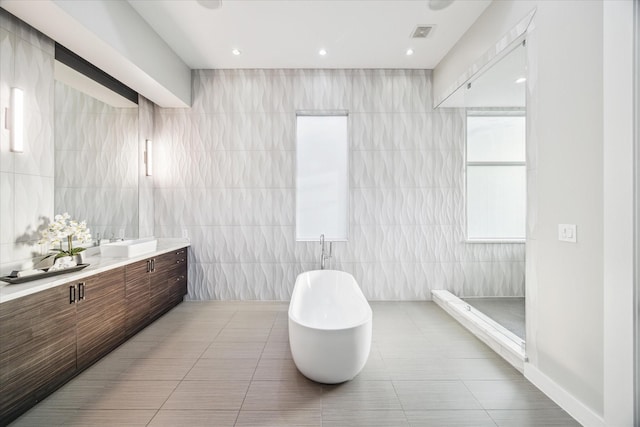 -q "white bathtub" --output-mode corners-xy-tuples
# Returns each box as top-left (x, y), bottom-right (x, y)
(288, 270), (372, 384)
